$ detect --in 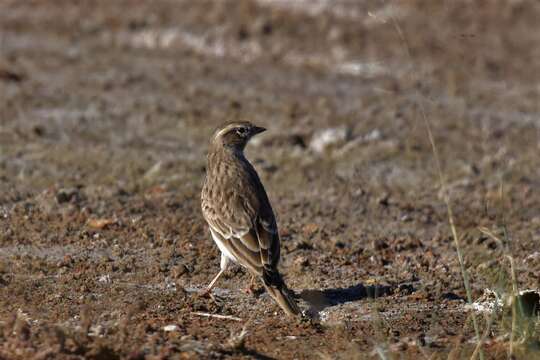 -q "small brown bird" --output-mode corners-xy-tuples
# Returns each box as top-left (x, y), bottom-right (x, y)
(201, 121), (300, 317)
